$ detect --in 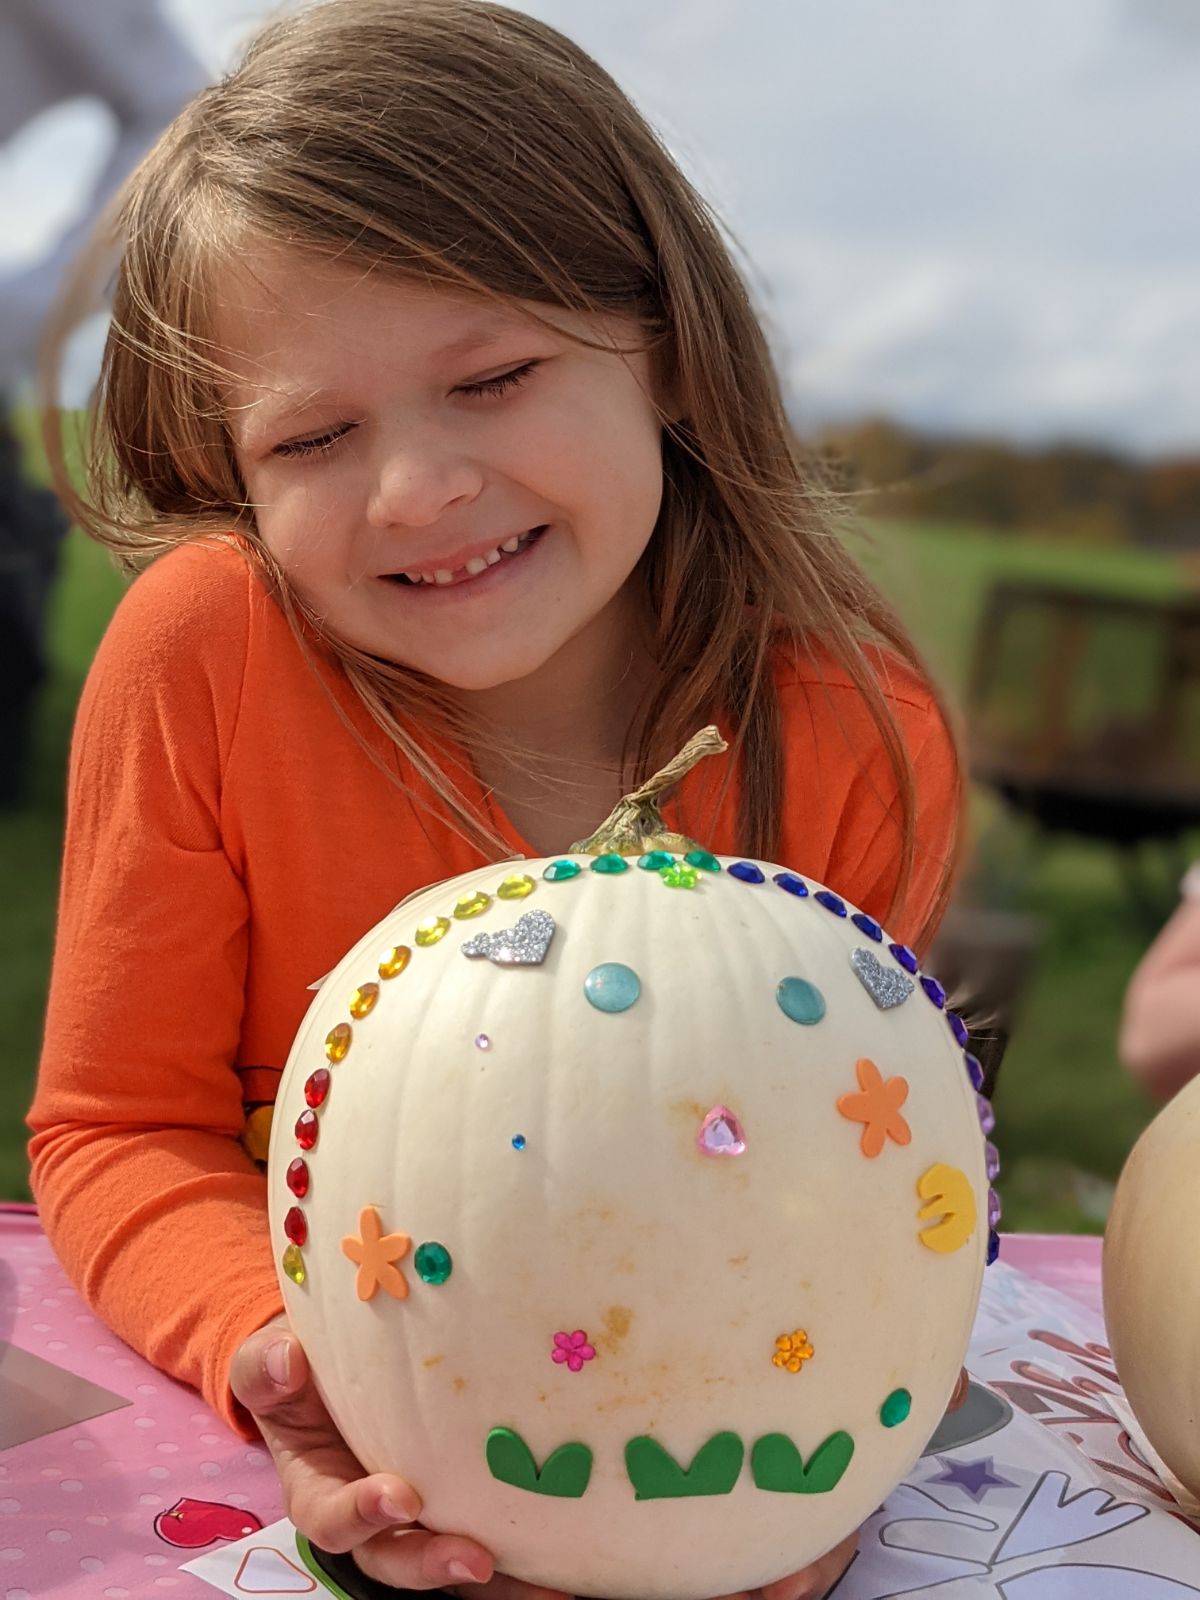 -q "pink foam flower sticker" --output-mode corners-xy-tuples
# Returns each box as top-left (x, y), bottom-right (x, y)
(551, 1329), (596, 1372)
